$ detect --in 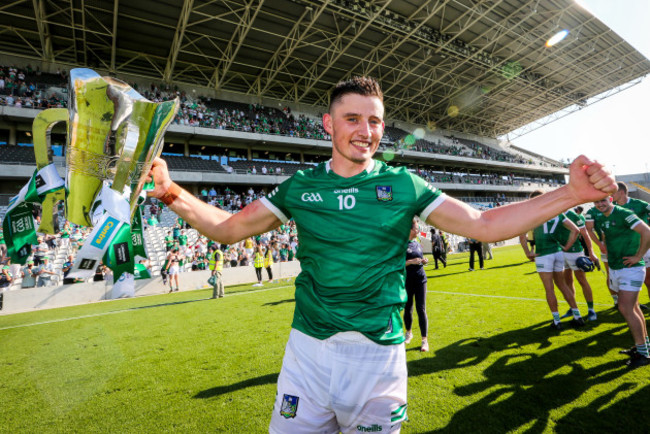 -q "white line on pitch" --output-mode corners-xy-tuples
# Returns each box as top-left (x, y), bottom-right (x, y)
(0, 284), (295, 331)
